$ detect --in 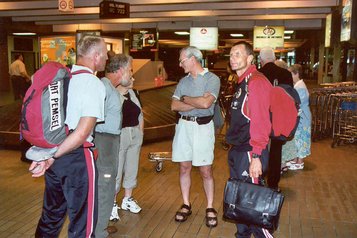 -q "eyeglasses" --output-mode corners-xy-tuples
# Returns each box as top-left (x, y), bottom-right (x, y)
(179, 57), (189, 64)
